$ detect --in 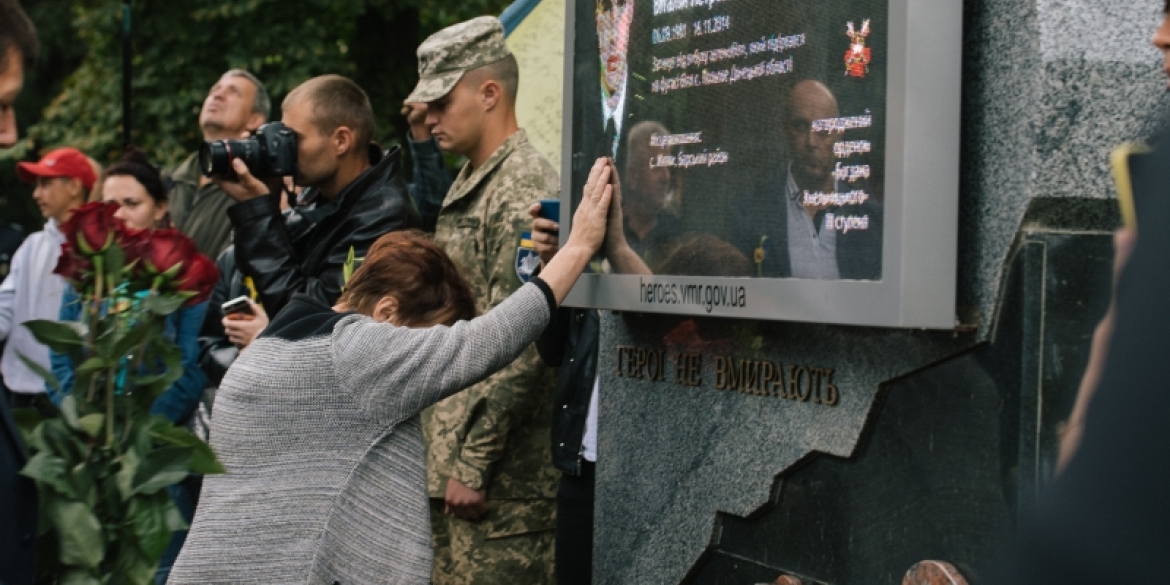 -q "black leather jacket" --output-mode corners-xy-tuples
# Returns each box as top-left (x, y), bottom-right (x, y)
(198, 246), (248, 387)
(228, 144), (421, 316)
(537, 307), (600, 476)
